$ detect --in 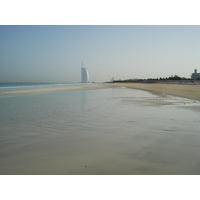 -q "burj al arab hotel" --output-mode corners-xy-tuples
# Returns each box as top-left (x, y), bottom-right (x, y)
(81, 63), (89, 83)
